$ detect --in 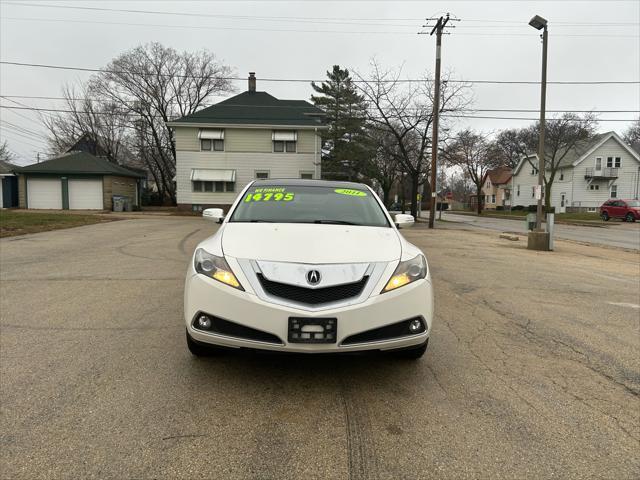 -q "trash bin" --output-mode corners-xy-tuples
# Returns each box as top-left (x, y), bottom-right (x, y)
(525, 213), (537, 231)
(112, 195), (125, 212)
